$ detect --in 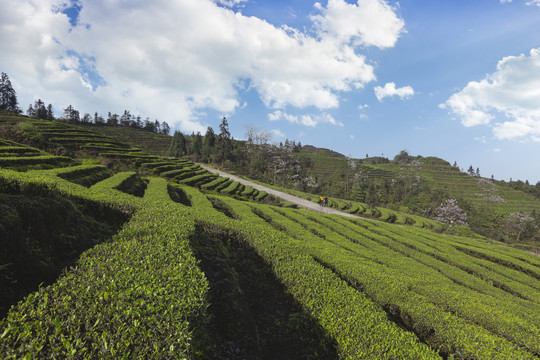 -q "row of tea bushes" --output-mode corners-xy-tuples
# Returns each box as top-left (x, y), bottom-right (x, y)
(0, 172), (209, 358)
